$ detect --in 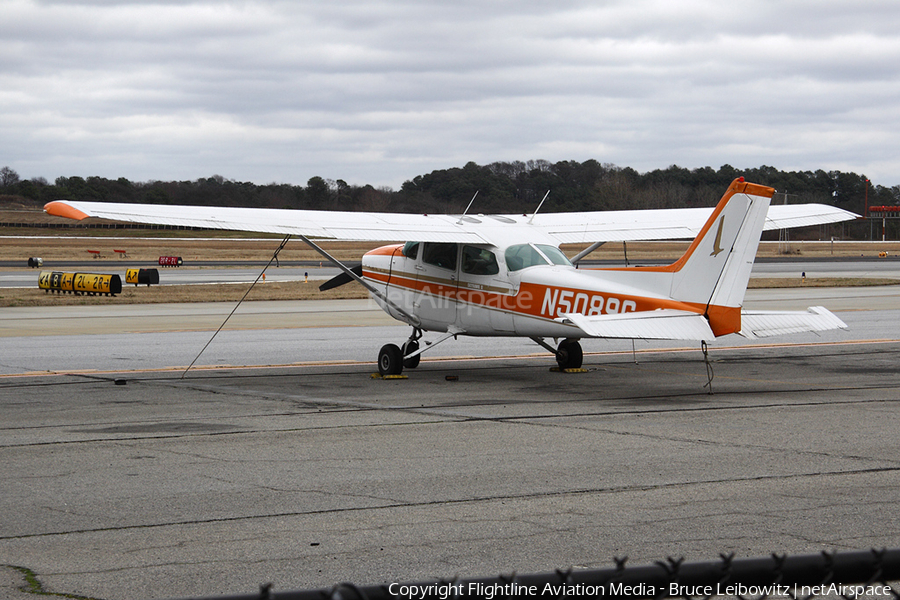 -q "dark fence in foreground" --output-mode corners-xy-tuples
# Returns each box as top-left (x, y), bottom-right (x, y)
(183, 548), (900, 600)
